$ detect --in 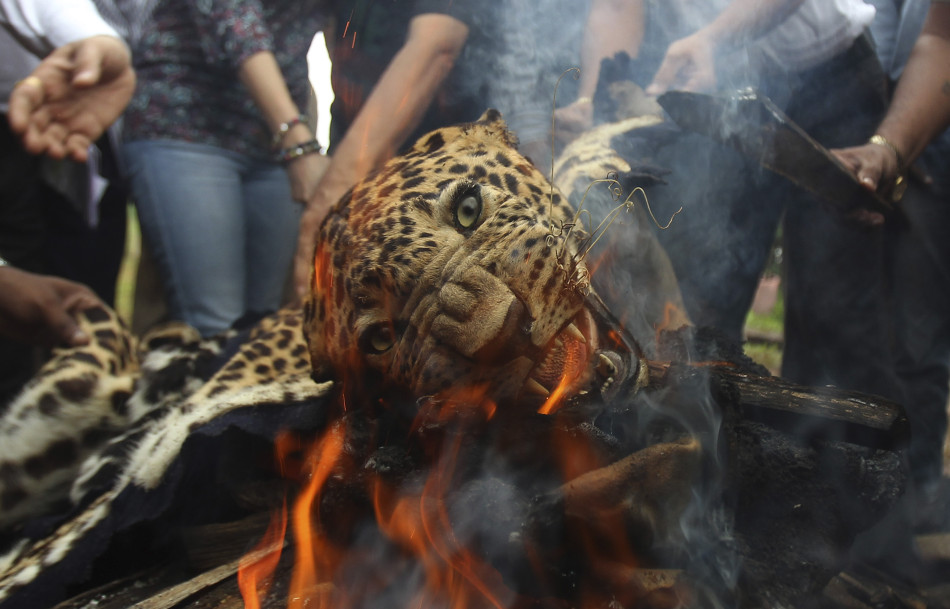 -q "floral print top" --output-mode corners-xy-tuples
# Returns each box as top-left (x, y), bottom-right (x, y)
(123, 0), (329, 161)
